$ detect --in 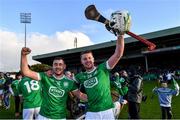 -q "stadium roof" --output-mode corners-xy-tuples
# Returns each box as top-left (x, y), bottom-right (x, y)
(33, 26), (180, 60)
